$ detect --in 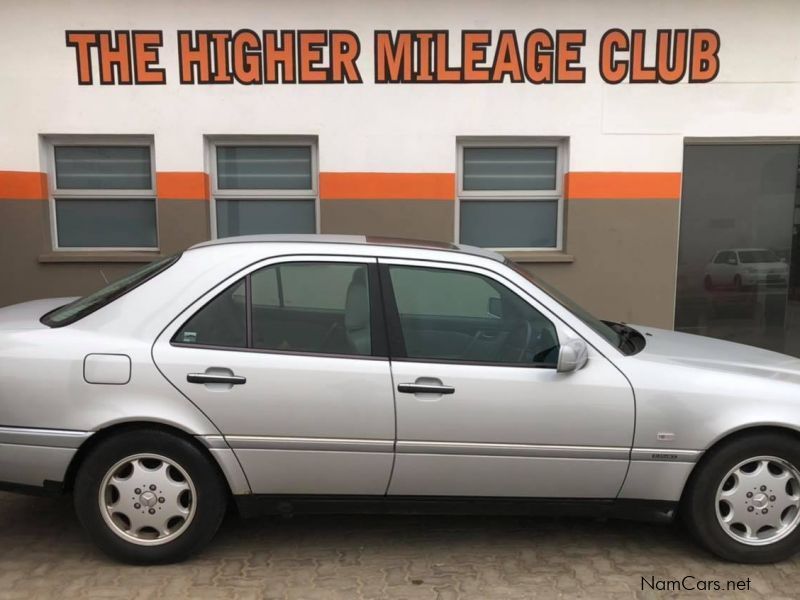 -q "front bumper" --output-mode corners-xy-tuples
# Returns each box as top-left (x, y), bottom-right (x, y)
(741, 273), (788, 286)
(0, 427), (91, 491)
